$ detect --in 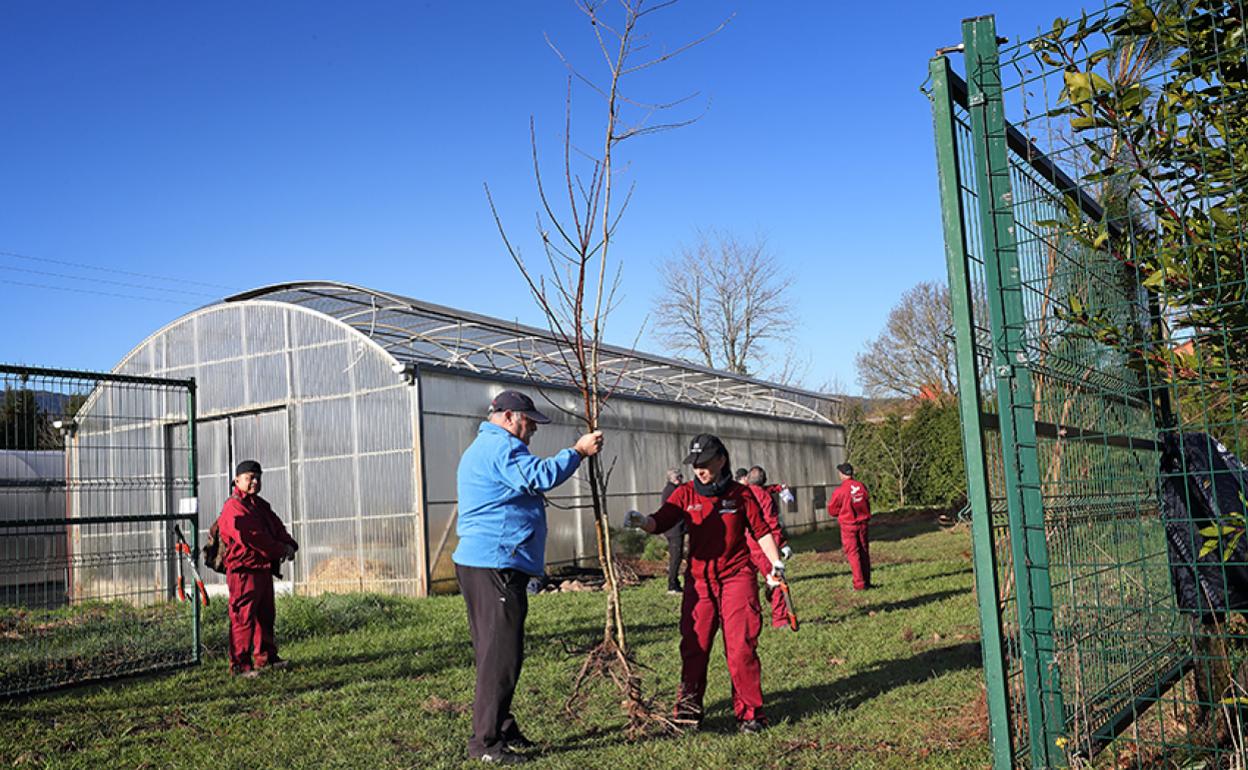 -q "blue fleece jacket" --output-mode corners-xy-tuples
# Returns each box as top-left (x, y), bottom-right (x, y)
(452, 421), (583, 575)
